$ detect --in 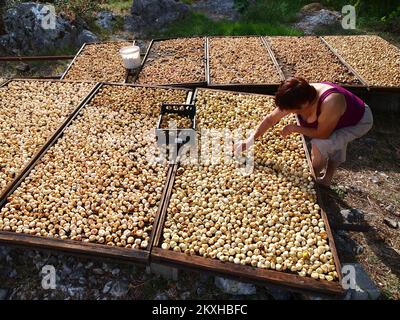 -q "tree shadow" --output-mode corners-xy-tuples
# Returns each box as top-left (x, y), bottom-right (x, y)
(319, 186), (400, 279)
